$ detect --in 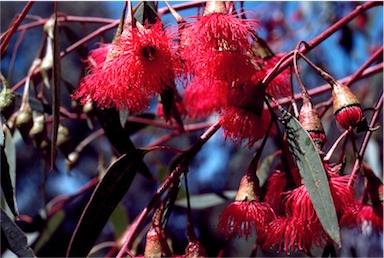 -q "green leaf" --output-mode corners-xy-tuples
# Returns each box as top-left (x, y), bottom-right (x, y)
(257, 152), (279, 187)
(109, 204), (129, 240)
(119, 109), (129, 128)
(281, 110), (340, 245)
(1, 127), (18, 217)
(67, 149), (149, 257)
(175, 193), (229, 210)
(1, 208), (36, 257)
(33, 210), (65, 253)
(50, 7), (61, 170)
